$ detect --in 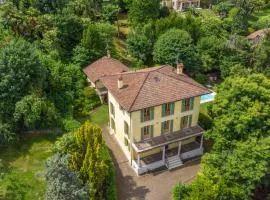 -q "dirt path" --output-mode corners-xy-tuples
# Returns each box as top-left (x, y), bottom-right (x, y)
(102, 127), (201, 200)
